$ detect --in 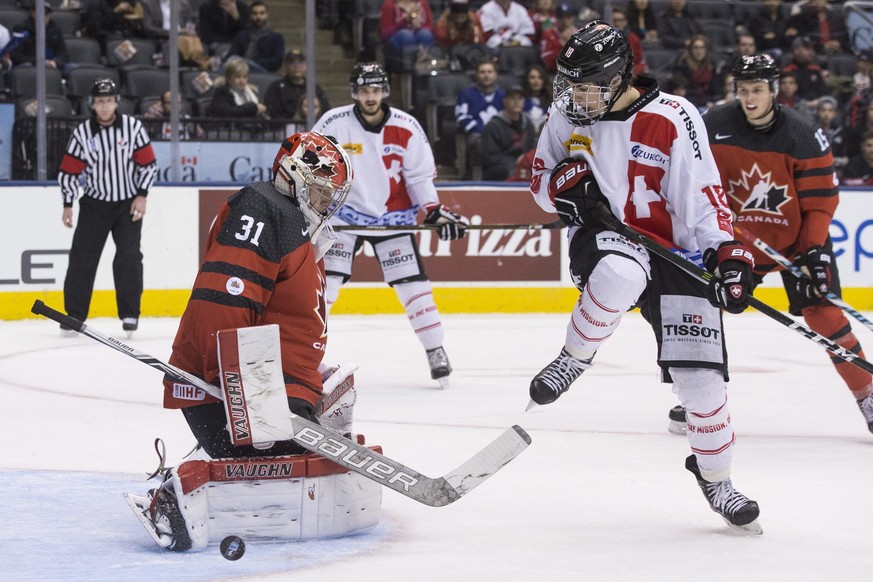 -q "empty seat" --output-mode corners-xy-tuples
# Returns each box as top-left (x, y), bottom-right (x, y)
(687, 0), (733, 21)
(246, 72), (281, 100)
(181, 69), (221, 99)
(497, 45), (540, 76)
(827, 54), (859, 78)
(644, 47), (680, 74)
(701, 22), (736, 51)
(0, 8), (27, 31)
(66, 65), (120, 99)
(105, 38), (157, 67)
(121, 66), (171, 98)
(15, 95), (74, 118)
(9, 66), (64, 97)
(423, 71), (470, 139)
(50, 9), (81, 36)
(64, 36), (102, 65)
